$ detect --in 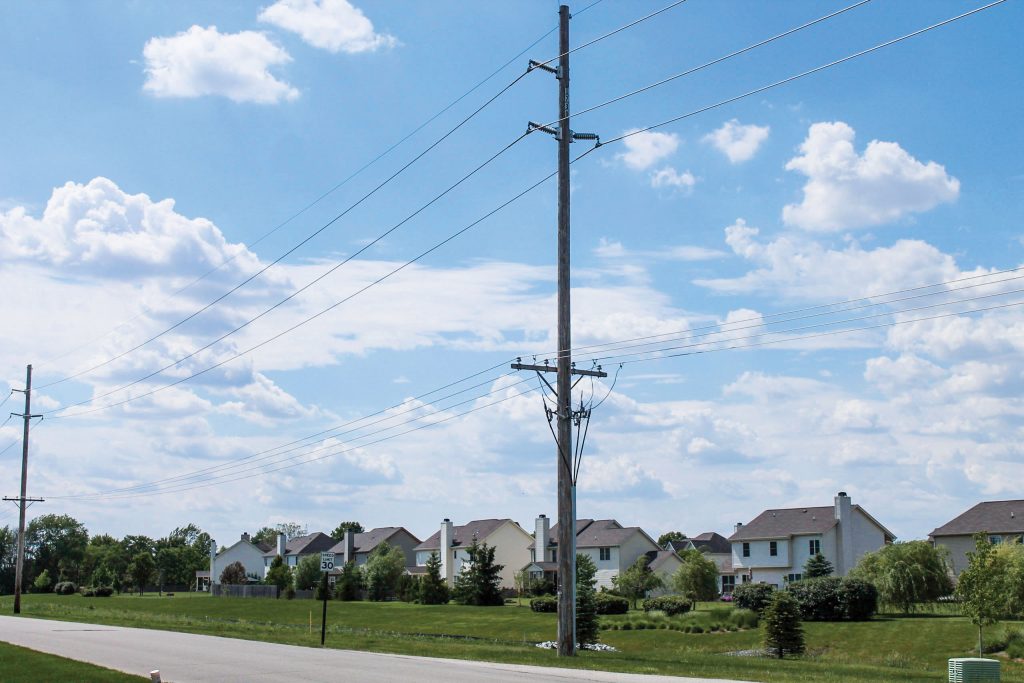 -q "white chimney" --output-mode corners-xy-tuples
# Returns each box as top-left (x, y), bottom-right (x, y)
(342, 530), (356, 564)
(535, 514), (550, 563)
(734, 522), (743, 534)
(439, 518), (454, 587)
(209, 539), (217, 586)
(835, 491), (853, 575)
(276, 532), (287, 559)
